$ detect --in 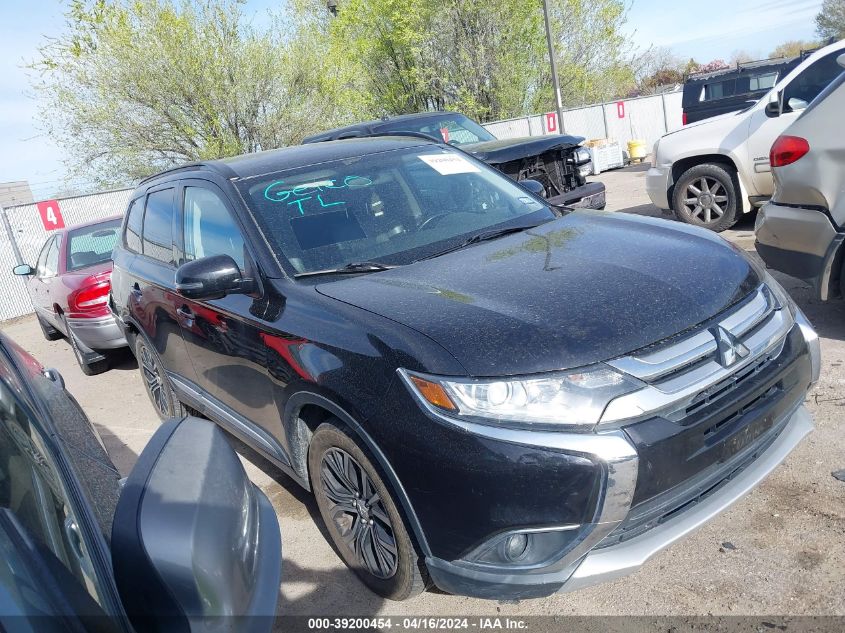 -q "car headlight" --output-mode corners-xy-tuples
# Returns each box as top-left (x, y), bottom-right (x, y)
(399, 366), (643, 430)
(762, 270), (795, 316)
(575, 148), (591, 164)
